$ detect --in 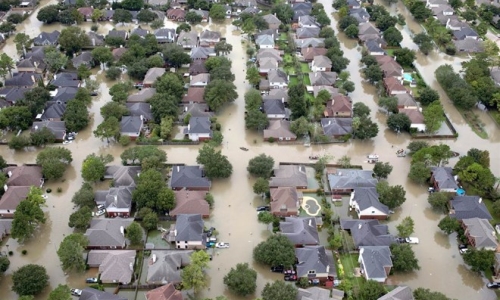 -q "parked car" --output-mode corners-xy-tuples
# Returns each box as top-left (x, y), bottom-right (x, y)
(487, 282), (500, 289)
(271, 265), (284, 273)
(283, 269), (296, 275)
(396, 237), (407, 244)
(62, 140), (72, 145)
(95, 209), (105, 216)
(204, 227), (216, 237)
(284, 275), (298, 281)
(71, 288), (82, 296)
(86, 278), (98, 283)
(97, 204), (105, 210)
(405, 237), (419, 244)
(458, 244), (467, 249)
(216, 242), (230, 249)
(256, 206), (270, 212)
(459, 248), (469, 254)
